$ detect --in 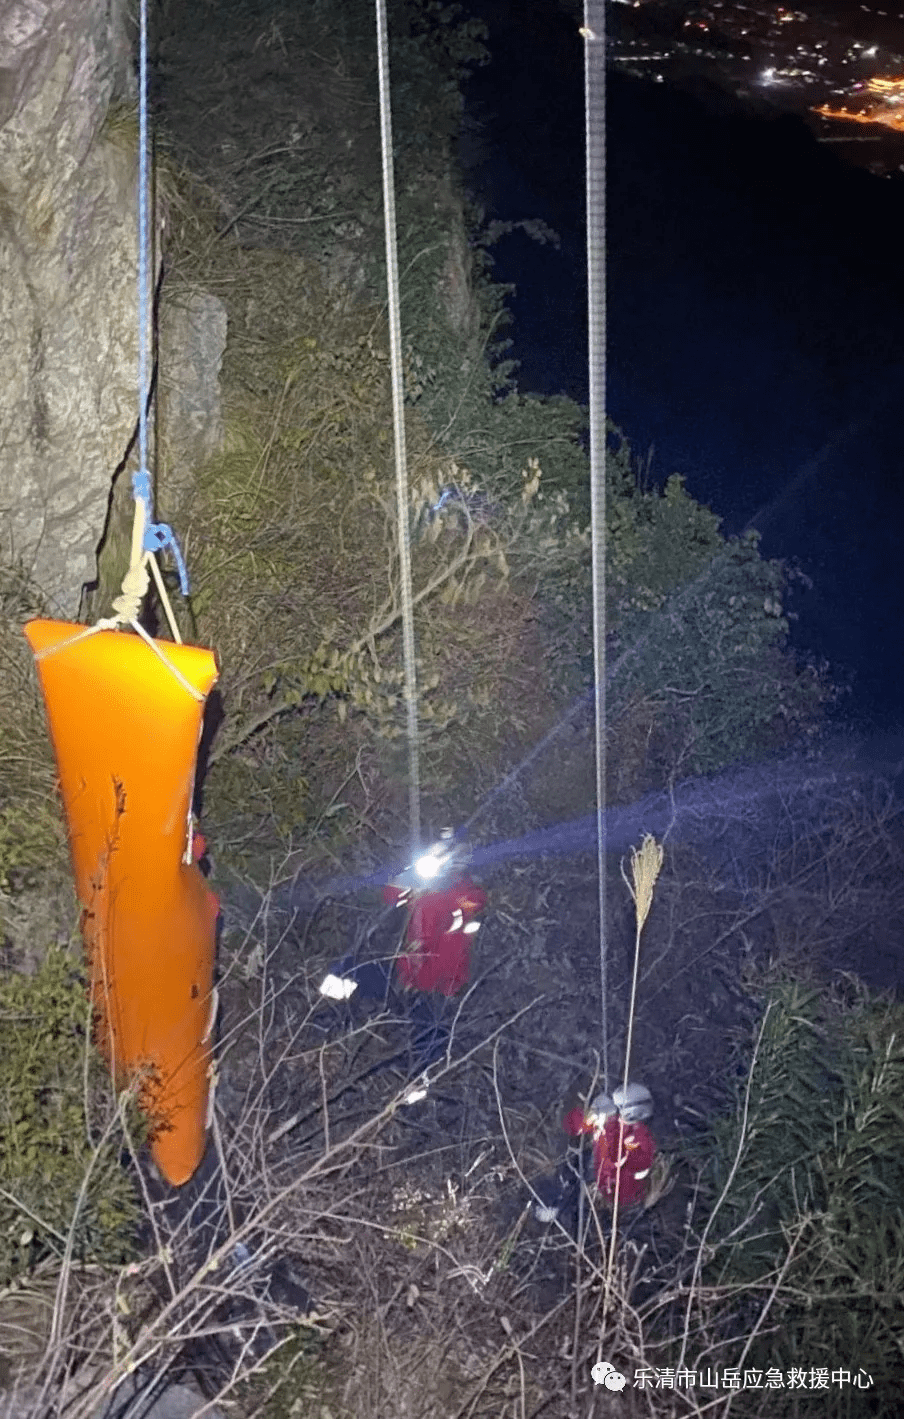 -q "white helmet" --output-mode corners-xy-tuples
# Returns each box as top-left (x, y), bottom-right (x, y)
(613, 1081), (653, 1122)
(585, 1092), (617, 1127)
